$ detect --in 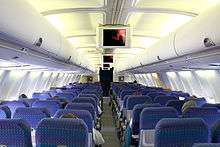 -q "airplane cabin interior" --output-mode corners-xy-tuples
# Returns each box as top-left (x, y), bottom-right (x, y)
(0, 0), (220, 147)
